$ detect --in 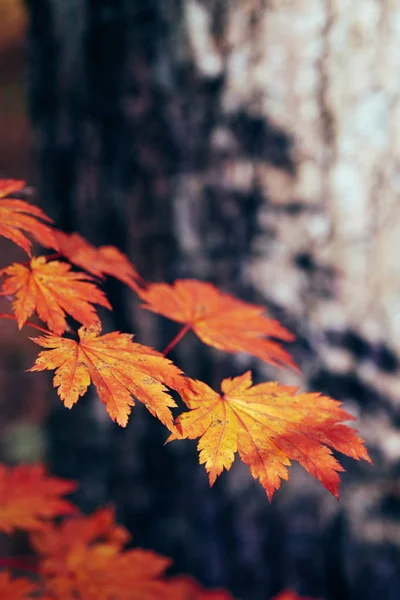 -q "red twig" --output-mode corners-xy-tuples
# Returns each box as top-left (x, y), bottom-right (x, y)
(162, 323), (191, 356)
(0, 556), (39, 573)
(19, 251), (62, 268)
(43, 251), (62, 261)
(0, 313), (50, 335)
